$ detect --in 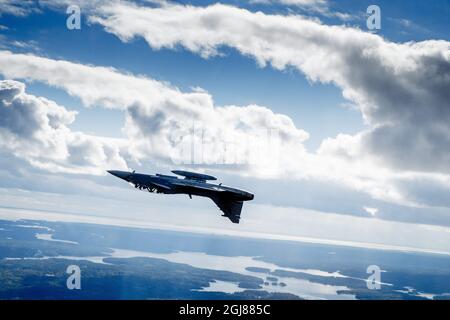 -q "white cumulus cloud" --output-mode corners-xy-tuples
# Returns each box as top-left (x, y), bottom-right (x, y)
(89, 2), (450, 175)
(0, 79), (128, 174)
